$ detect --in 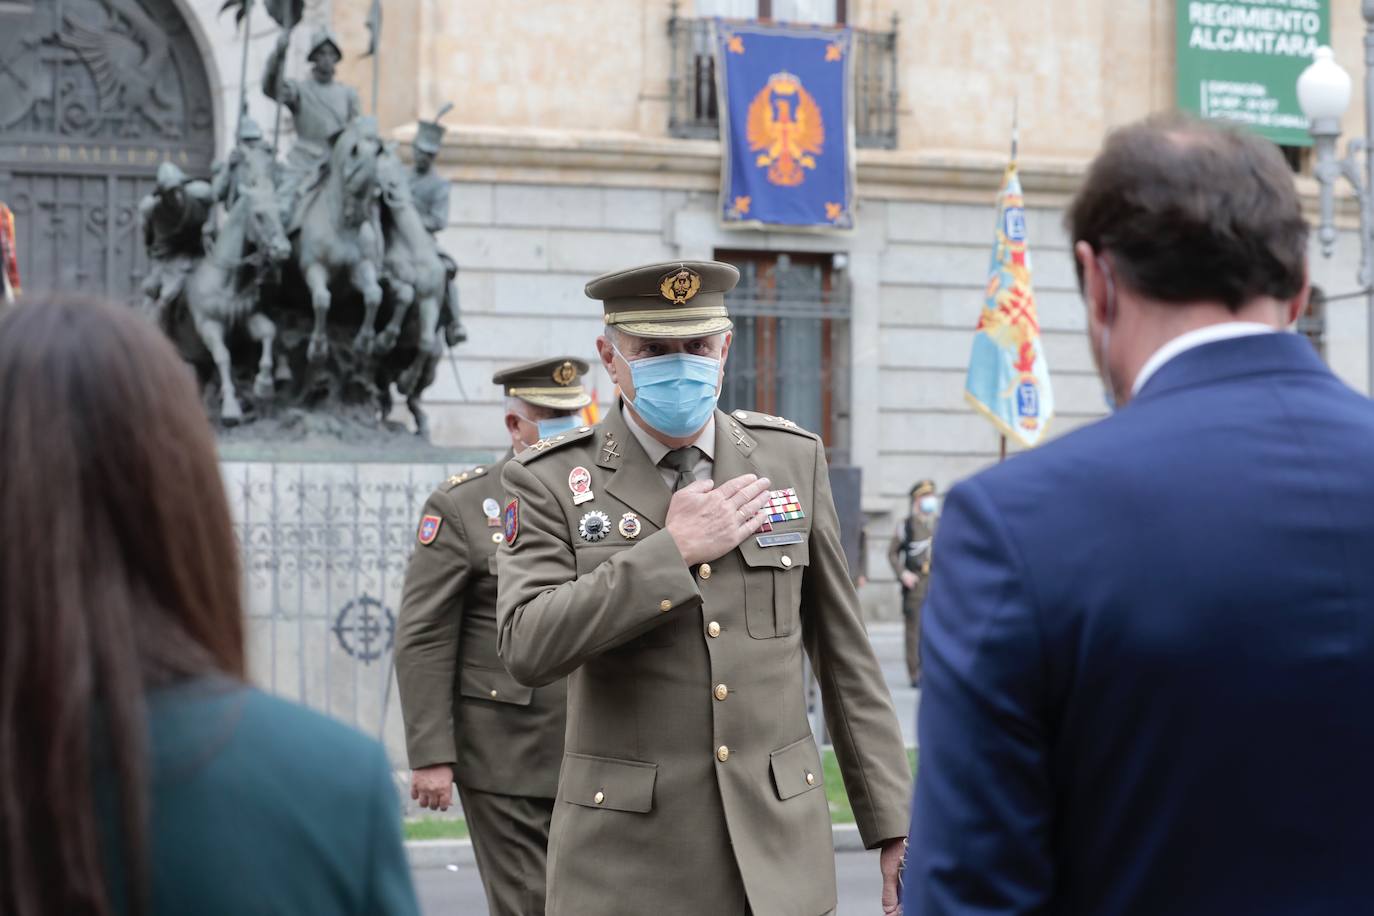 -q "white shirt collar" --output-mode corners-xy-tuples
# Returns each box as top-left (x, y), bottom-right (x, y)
(1131, 322), (1277, 396)
(620, 403), (716, 465)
